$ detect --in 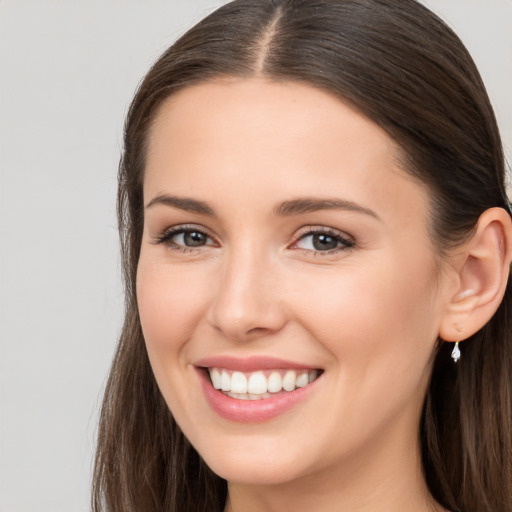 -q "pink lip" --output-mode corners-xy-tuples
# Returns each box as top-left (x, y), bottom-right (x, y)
(195, 355), (317, 372)
(195, 365), (322, 423)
